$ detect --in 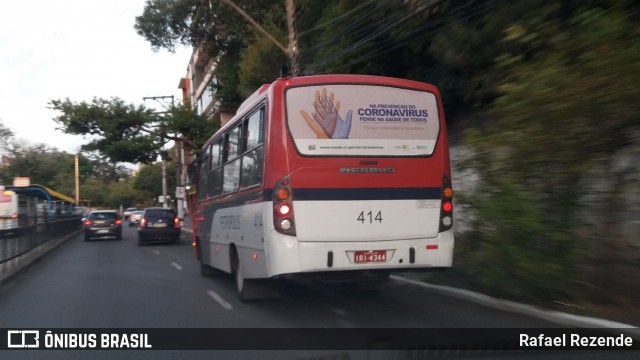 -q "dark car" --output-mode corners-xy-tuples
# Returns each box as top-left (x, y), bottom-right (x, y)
(84, 210), (122, 241)
(137, 207), (181, 245)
